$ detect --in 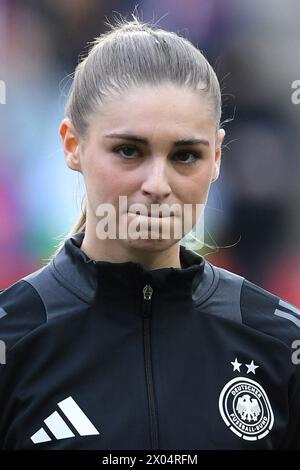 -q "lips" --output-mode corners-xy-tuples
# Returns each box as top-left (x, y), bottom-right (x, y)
(129, 211), (174, 218)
